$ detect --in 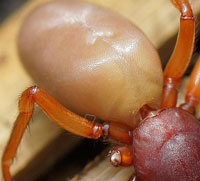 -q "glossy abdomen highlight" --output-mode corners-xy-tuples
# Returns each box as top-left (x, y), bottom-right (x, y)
(18, 0), (163, 127)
